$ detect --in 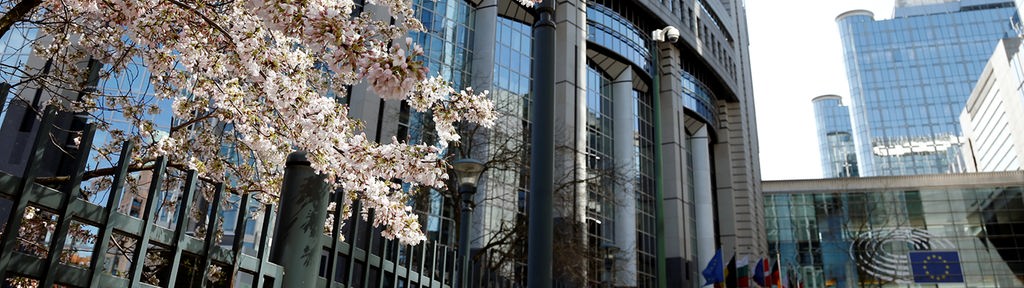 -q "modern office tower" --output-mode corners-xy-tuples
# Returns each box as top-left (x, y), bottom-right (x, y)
(812, 95), (859, 178)
(961, 37), (1024, 172)
(765, 171), (1024, 287)
(836, 0), (1020, 177)
(0, 0), (765, 287)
